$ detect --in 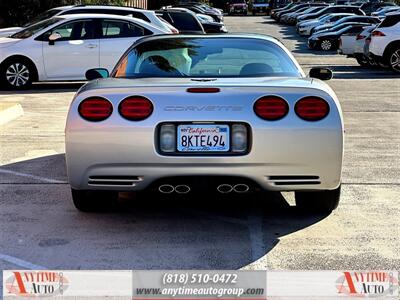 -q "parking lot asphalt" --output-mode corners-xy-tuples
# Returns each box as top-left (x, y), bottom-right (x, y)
(0, 16), (399, 272)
